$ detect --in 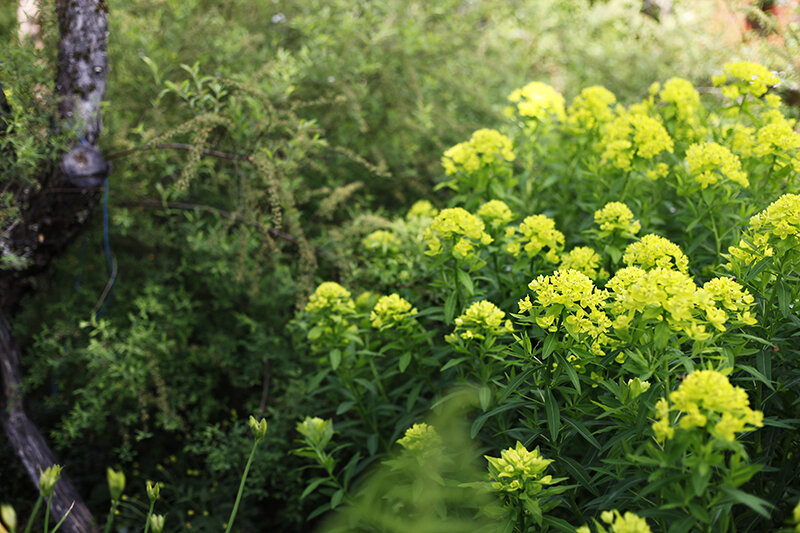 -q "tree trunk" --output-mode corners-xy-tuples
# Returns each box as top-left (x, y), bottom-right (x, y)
(0, 1), (109, 531)
(0, 314), (96, 532)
